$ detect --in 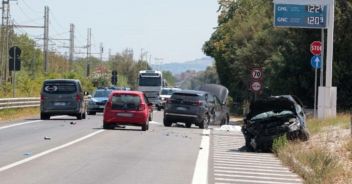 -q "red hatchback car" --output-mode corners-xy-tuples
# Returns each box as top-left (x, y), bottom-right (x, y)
(103, 91), (153, 131)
